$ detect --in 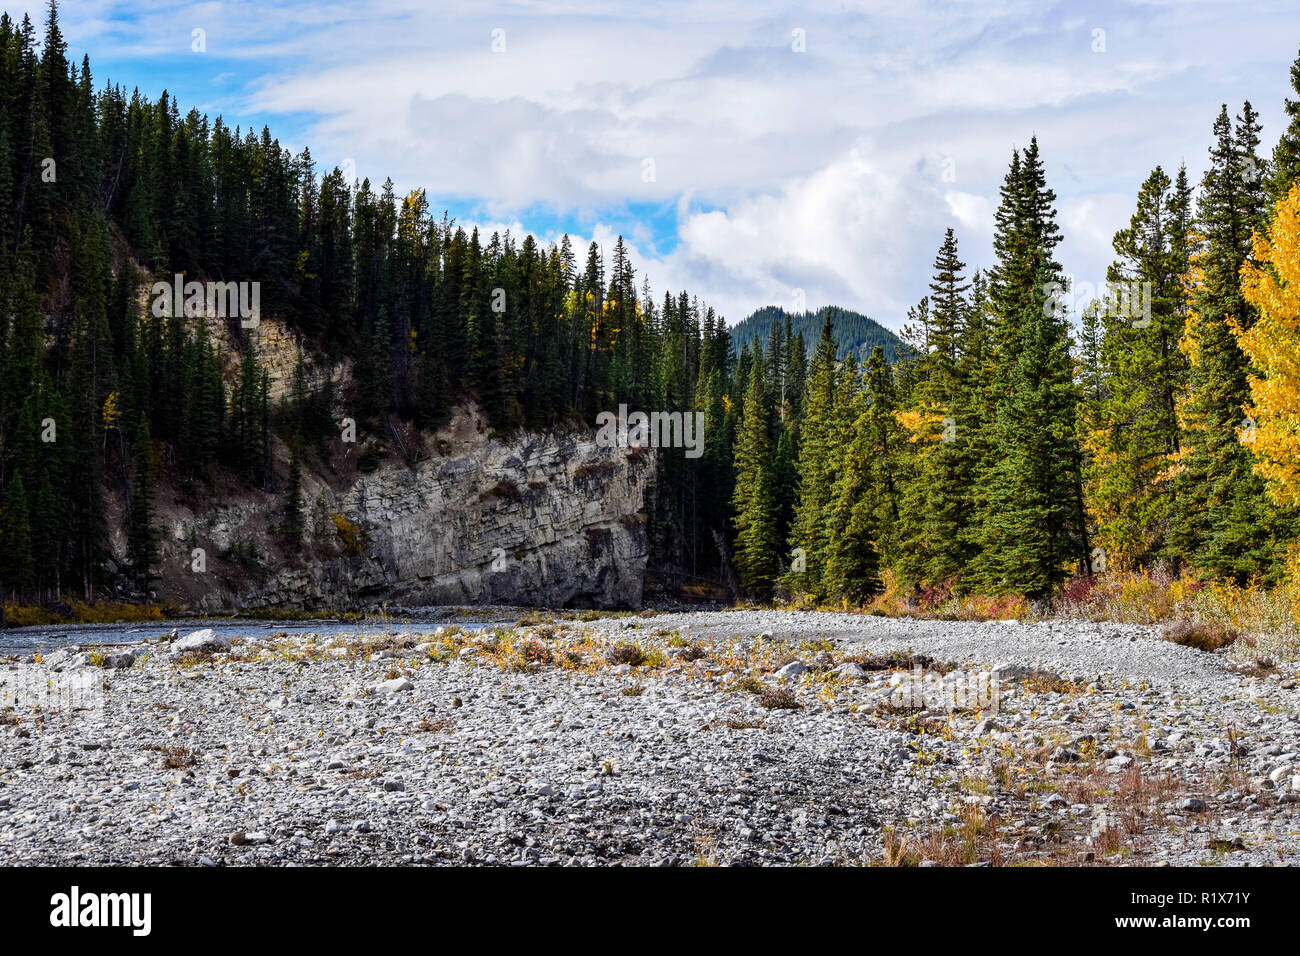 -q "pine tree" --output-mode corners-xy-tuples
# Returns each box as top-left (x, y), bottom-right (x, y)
(126, 418), (158, 591)
(971, 143), (1087, 595)
(786, 313), (841, 597)
(1084, 166), (1192, 569)
(1170, 104), (1293, 581)
(731, 349), (779, 595)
